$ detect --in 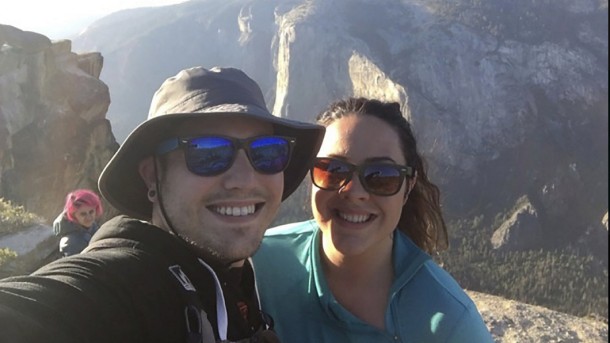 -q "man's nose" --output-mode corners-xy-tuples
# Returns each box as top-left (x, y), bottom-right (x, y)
(222, 150), (257, 188)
